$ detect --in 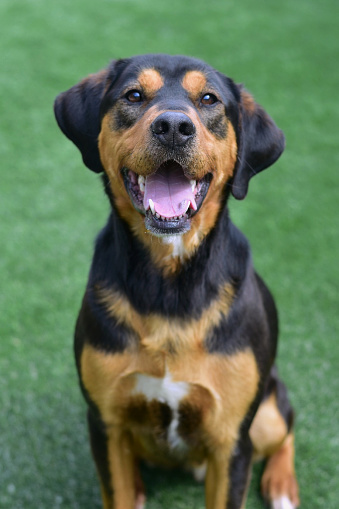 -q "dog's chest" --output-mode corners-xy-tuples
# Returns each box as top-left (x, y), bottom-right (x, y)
(131, 368), (191, 452)
(81, 343), (260, 462)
